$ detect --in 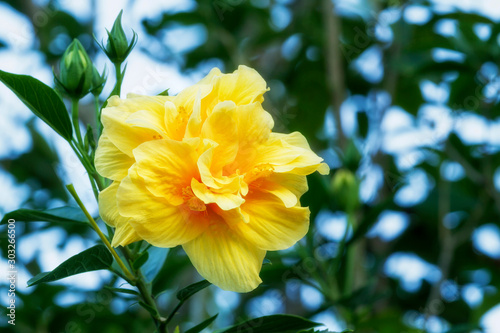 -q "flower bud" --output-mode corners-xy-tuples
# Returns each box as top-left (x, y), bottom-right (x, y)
(331, 169), (359, 213)
(90, 65), (107, 96)
(55, 39), (93, 98)
(98, 10), (137, 64)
